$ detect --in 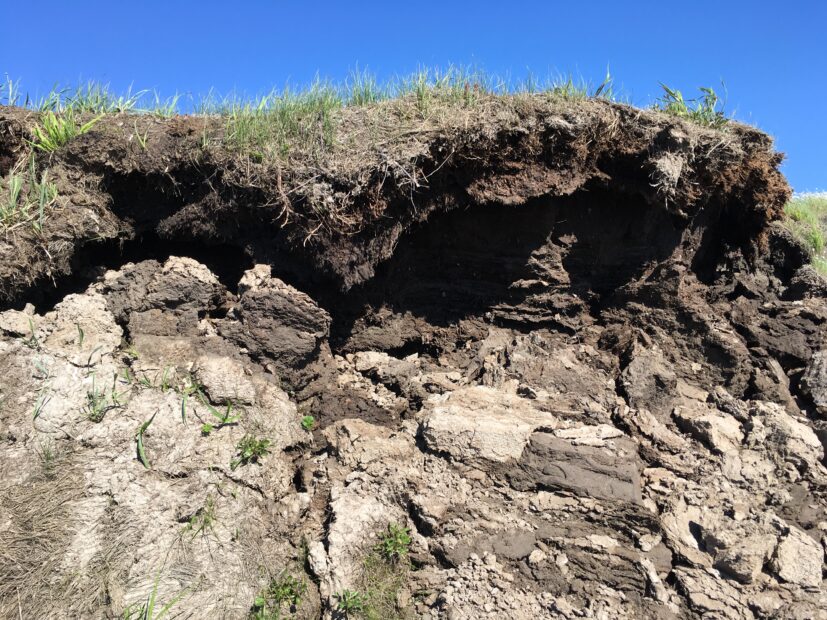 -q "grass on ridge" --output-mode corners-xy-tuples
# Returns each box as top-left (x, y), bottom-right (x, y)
(784, 193), (827, 274)
(0, 68), (736, 164)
